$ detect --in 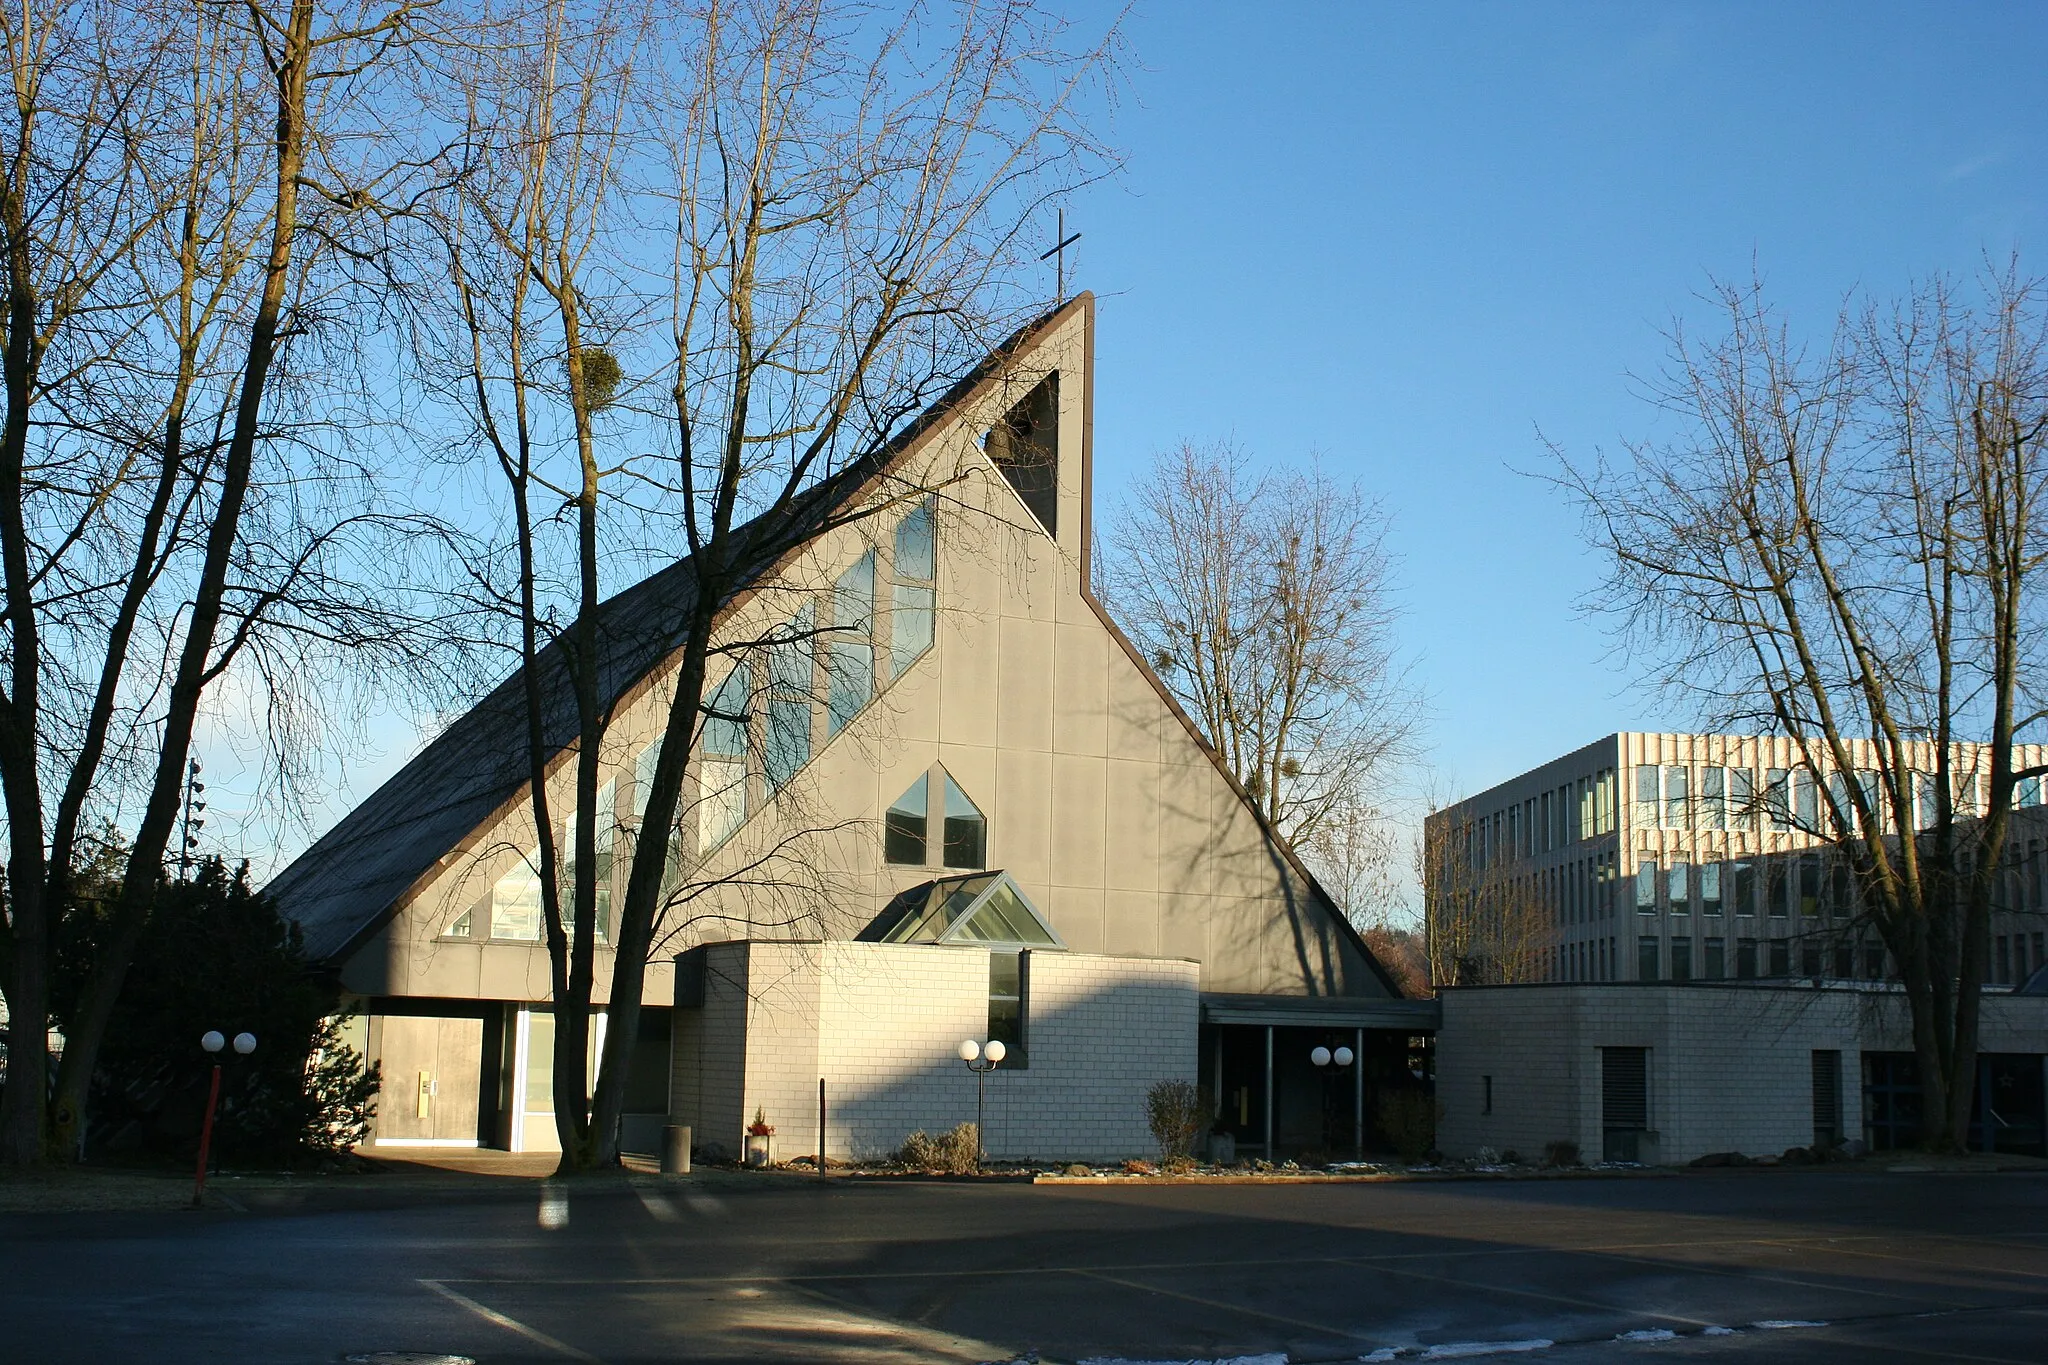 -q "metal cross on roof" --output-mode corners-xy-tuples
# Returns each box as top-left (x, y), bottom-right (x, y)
(1039, 207), (1081, 302)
